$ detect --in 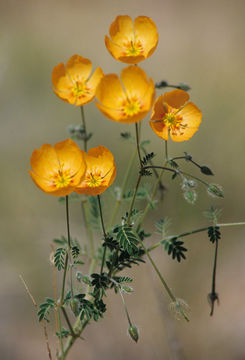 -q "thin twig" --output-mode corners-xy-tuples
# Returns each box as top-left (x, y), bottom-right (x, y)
(19, 275), (53, 360)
